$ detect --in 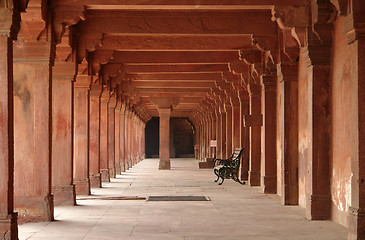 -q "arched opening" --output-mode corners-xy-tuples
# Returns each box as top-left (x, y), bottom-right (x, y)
(145, 117), (194, 158)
